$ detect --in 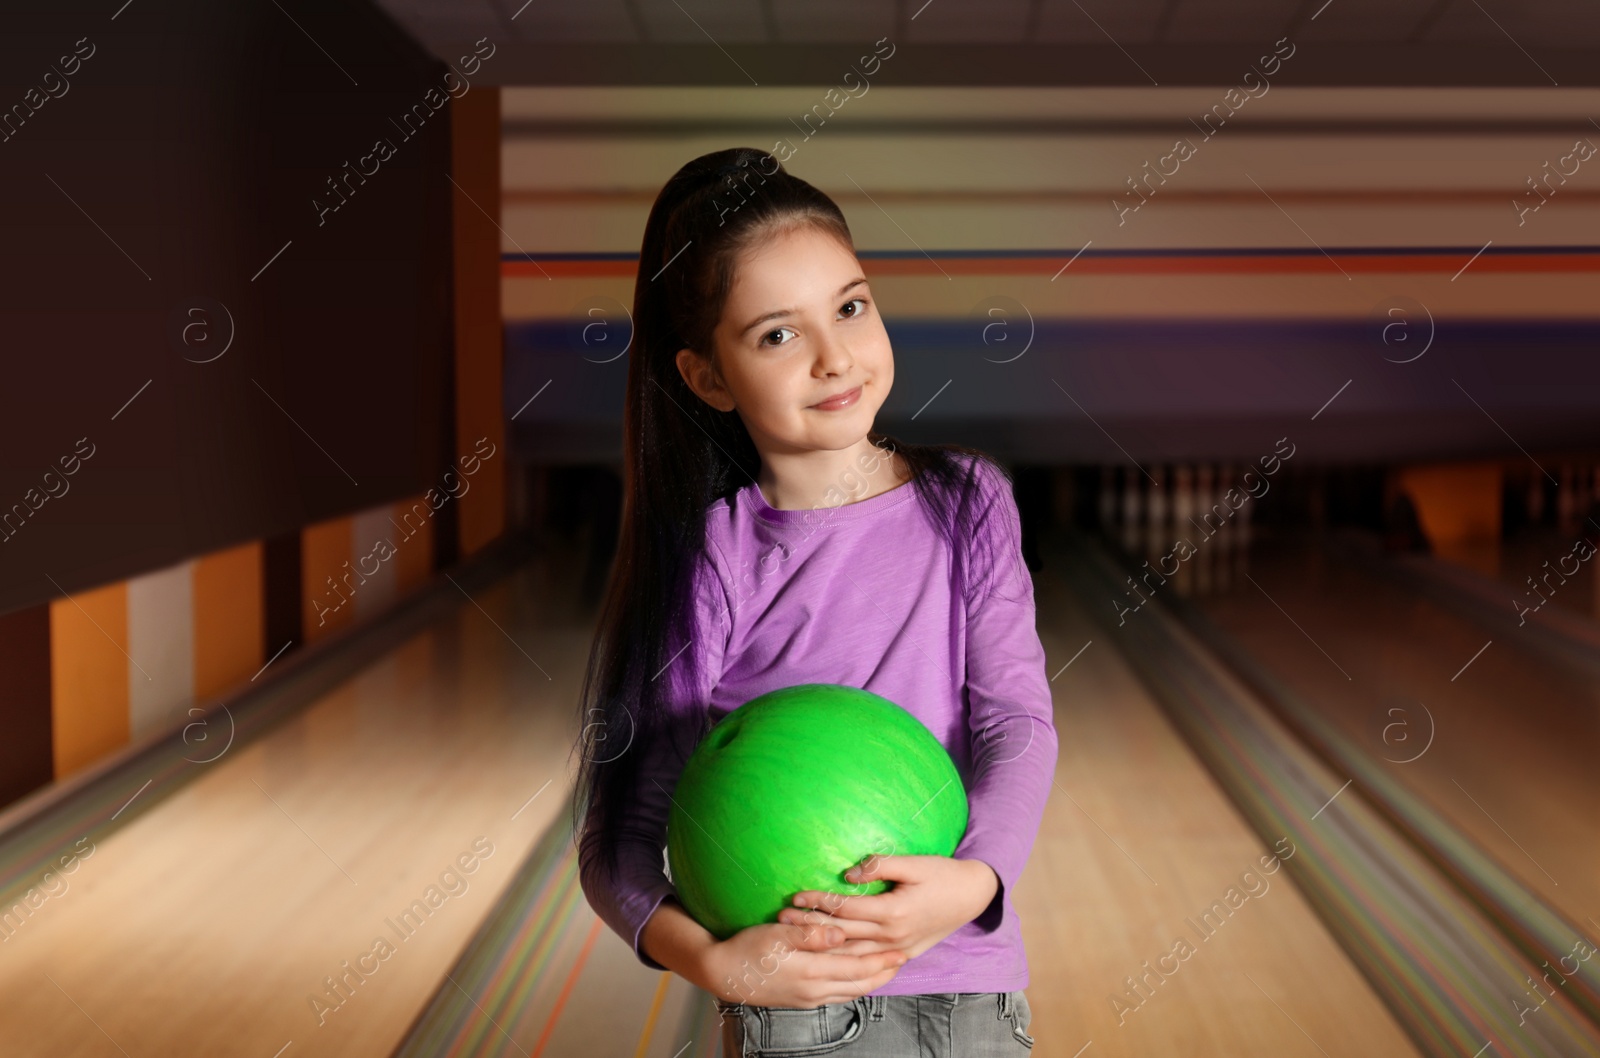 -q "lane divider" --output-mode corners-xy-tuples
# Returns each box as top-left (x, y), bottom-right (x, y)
(1051, 527), (1600, 1055)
